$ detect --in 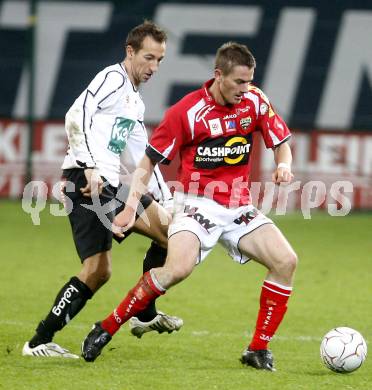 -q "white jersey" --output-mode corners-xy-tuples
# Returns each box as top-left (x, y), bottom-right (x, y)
(62, 63), (171, 202)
